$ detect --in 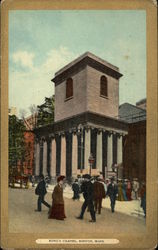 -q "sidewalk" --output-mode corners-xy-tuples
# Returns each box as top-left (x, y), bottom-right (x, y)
(9, 187), (146, 233)
(46, 184), (144, 219)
